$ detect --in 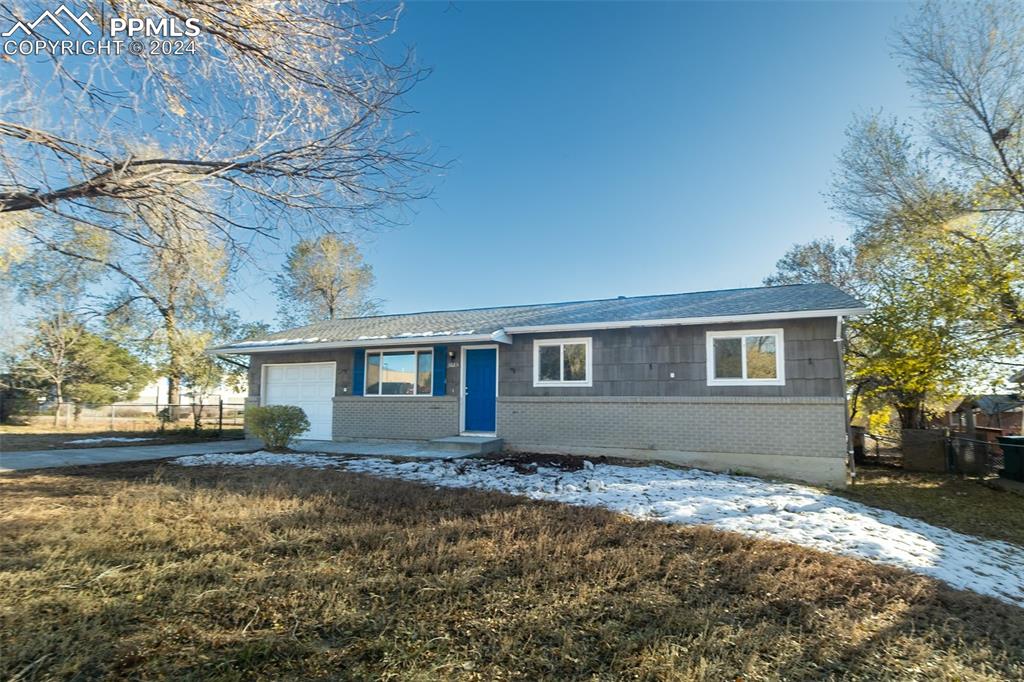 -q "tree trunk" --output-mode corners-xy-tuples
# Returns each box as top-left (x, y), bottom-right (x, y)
(897, 404), (925, 430)
(192, 398), (204, 434)
(164, 310), (183, 421)
(848, 383), (863, 422)
(168, 376), (181, 412)
(53, 382), (62, 427)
